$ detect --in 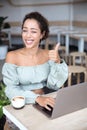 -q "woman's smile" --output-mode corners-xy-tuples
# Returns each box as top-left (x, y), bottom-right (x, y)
(25, 39), (34, 45)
